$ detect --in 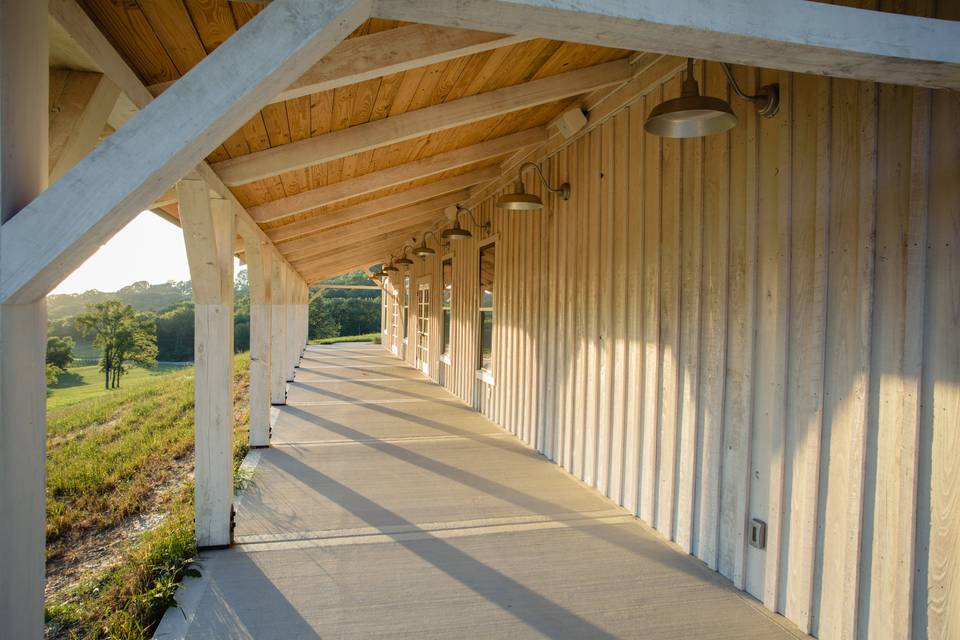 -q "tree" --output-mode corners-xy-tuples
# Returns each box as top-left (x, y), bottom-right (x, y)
(76, 300), (158, 389)
(46, 335), (75, 371)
